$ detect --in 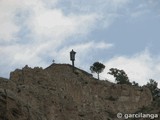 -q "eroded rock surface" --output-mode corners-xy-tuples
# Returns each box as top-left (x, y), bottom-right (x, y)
(0, 64), (153, 120)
